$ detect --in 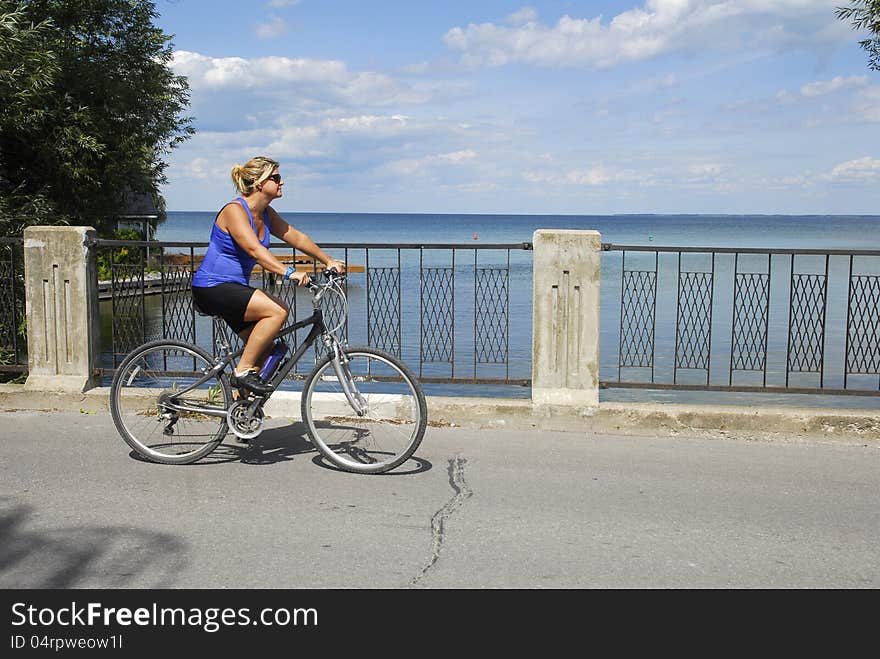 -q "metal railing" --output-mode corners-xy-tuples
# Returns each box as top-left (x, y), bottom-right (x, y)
(0, 237), (26, 373)
(601, 244), (880, 396)
(94, 240), (533, 387)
